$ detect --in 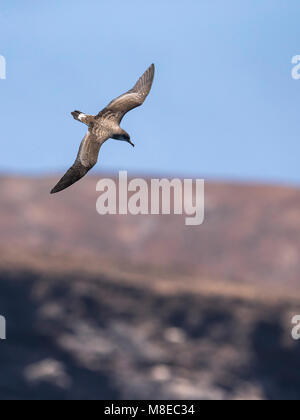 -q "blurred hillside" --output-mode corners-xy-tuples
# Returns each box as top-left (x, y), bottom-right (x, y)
(0, 175), (300, 400)
(1, 176), (300, 289)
